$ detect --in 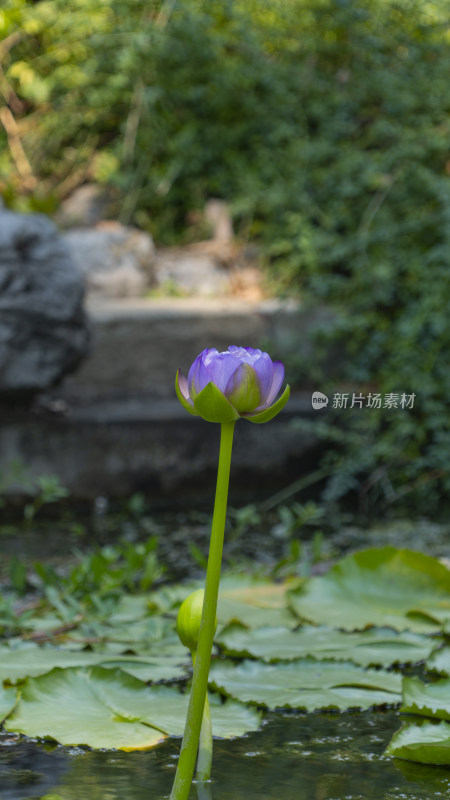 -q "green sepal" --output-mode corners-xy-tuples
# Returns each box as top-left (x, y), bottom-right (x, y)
(193, 382), (240, 423)
(175, 370), (199, 417)
(245, 384), (290, 424)
(226, 363), (261, 413)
